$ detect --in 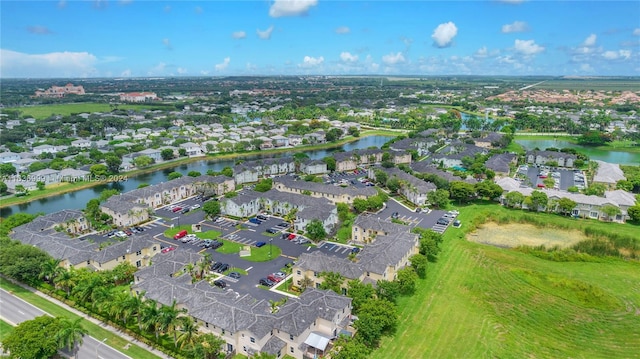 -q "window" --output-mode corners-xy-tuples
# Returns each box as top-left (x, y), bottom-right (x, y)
(290, 334), (294, 340)
(122, 255), (126, 260)
(135, 260), (142, 267)
(589, 211), (599, 218)
(296, 270), (301, 275)
(316, 282), (321, 288)
(314, 271), (318, 277)
(250, 337), (255, 343)
(222, 329), (225, 335)
(290, 347), (294, 353)
(136, 250), (142, 256)
(153, 246), (157, 251)
(277, 350), (281, 357)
